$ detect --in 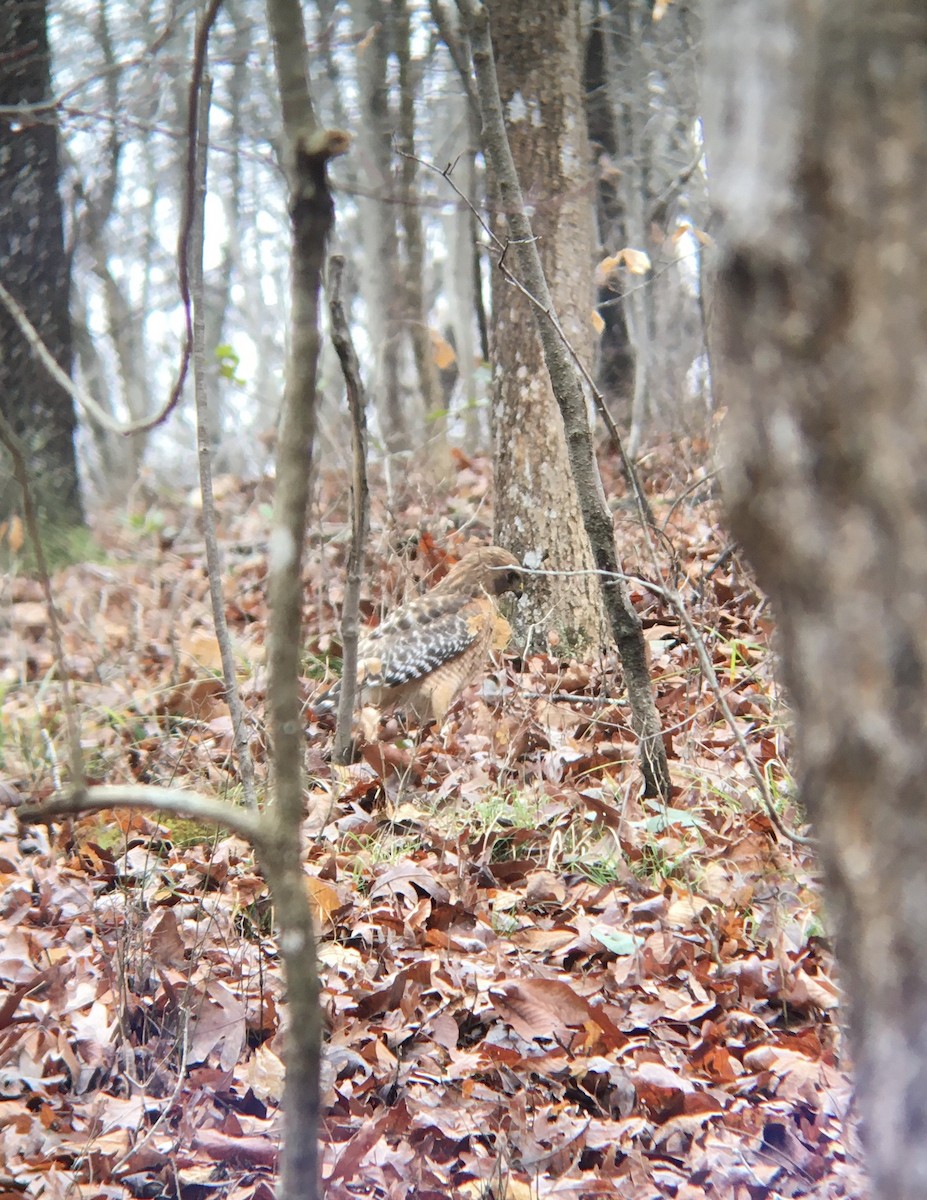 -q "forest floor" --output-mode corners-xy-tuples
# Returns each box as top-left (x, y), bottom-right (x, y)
(1, 445), (866, 1199)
